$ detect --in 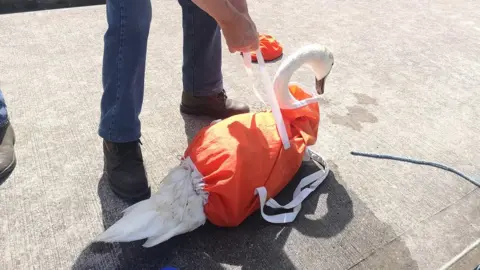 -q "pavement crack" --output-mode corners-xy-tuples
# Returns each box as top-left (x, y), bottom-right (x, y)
(346, 187), (478, 269)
